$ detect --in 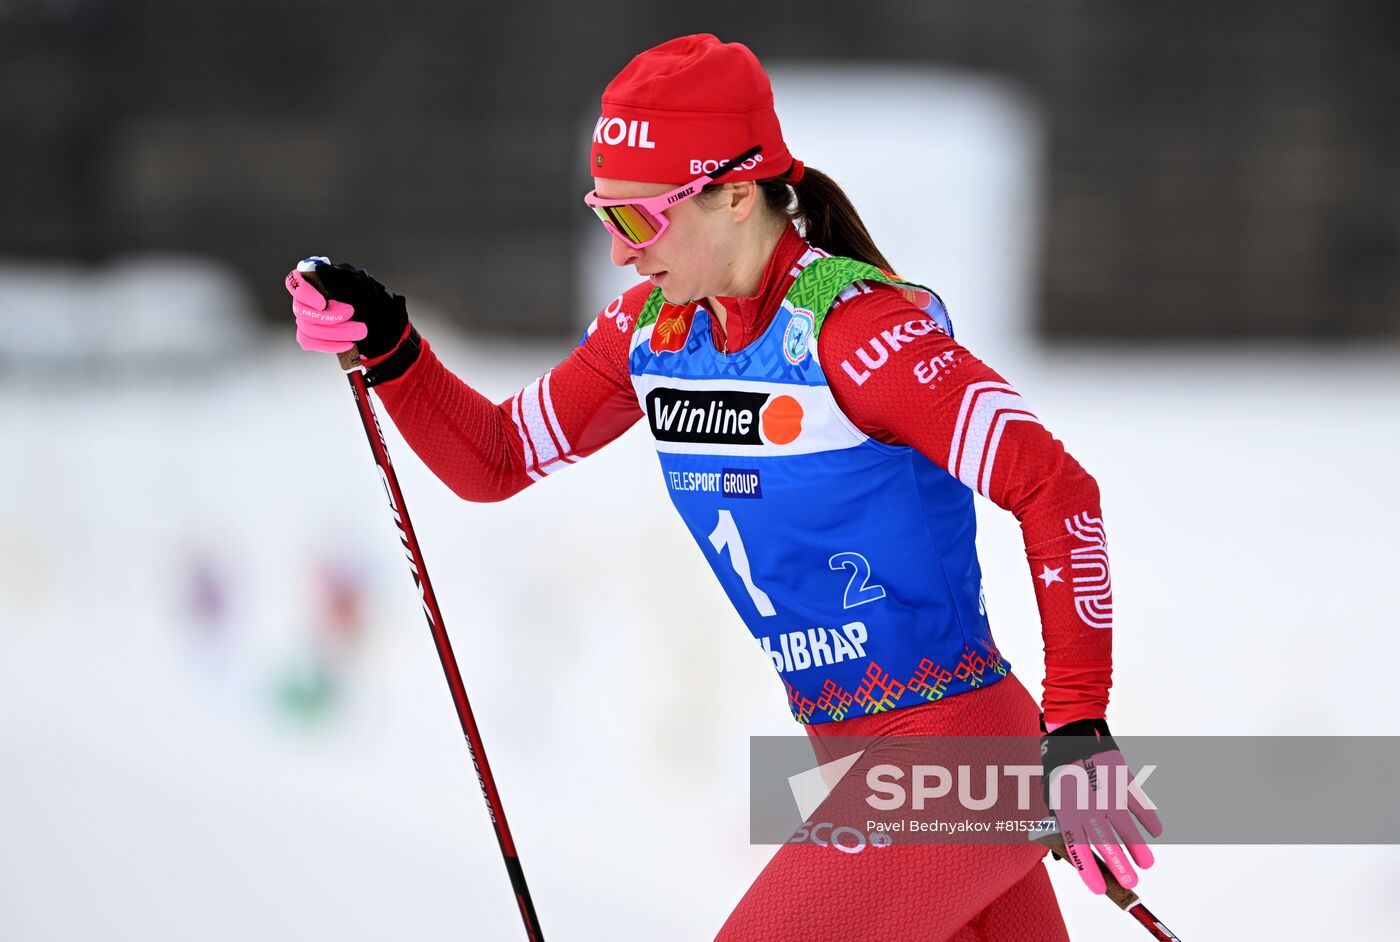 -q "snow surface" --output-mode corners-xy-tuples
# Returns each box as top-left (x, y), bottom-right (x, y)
(4, 326), (1398, 941)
